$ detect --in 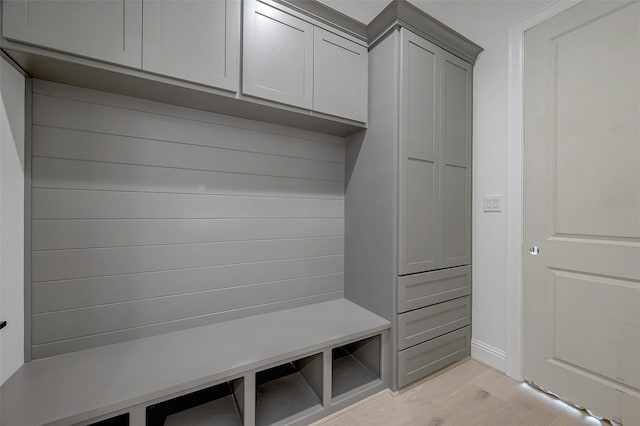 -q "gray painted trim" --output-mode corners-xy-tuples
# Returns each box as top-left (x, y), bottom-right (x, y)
(271, 0), (368, 42)
(367, 0), (483, 64)
(23, 78), (32, 363)
(0, 49), (29, 76)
